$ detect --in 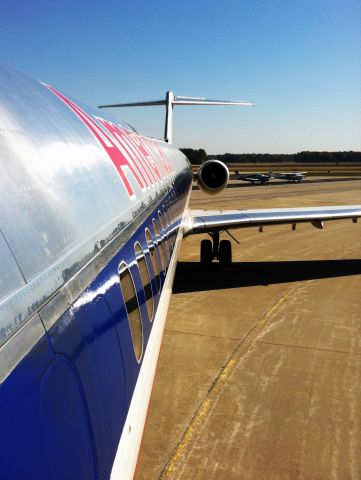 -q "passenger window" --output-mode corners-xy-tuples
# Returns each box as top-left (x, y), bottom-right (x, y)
(171, 198), (177, 221)
(145, 229), (160, 292)
(170, 203), (177, 245)
(178, 199), (183, 219)
(174, 193), (180, 218)
(172, 201), (177, 221)
(158, 211), (170, 260)
(134, 243), (154, 322)
(163, 205), (172, 249)
(119, 263), (143, 361)
(168, 201), (176, 248)
(167, 205), (175, 249)
(152, 219), (166, 272)
(175, 197), (180, 219)
(164, 208), (173, 255)
(164, 203), (171, 227)
(170, 199), (177, 242)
